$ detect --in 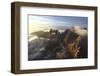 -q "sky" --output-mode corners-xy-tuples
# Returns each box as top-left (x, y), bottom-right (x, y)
(28, 15), (88, 34)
